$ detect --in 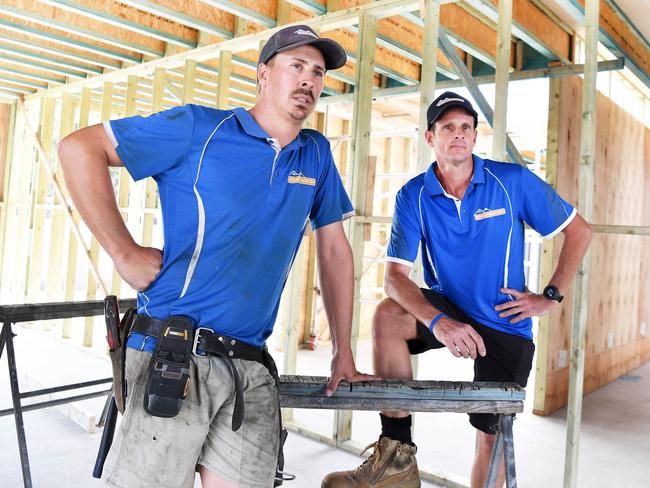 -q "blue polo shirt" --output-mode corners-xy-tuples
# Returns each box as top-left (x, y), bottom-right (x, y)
(387, 155), (575, 339)
(104, 105), (353, 350)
